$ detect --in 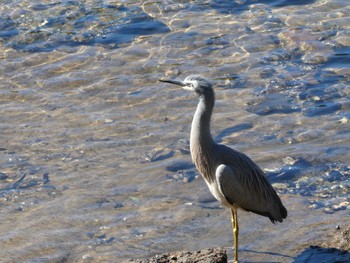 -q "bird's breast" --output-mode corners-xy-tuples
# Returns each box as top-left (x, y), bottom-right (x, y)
(205, 180), (233, 208)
